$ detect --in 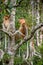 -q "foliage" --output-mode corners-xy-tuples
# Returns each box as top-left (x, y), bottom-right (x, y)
(33, 43), (43, 65)
(0, 60), (3, 65)
(33, 55), (39, 65)
(14, 56), (23, 65)
(33, 55), (43, 65)
(2, 52), (11, 64)
(38, 44), (43, 57)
